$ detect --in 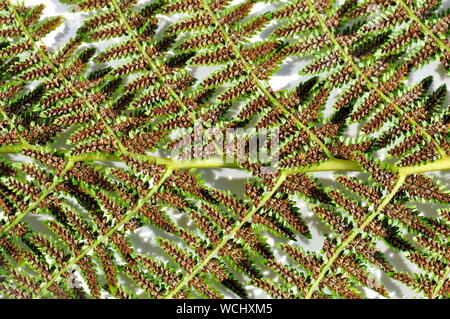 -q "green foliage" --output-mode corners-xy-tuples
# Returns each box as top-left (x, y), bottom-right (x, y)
(0, 0), (449, 299)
